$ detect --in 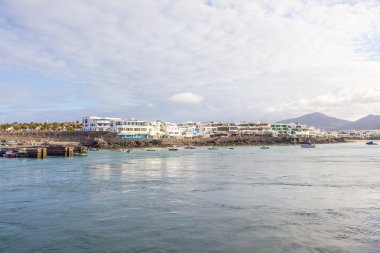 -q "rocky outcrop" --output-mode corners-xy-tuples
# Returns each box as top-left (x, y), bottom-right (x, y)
(0, 131), (346, 149)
